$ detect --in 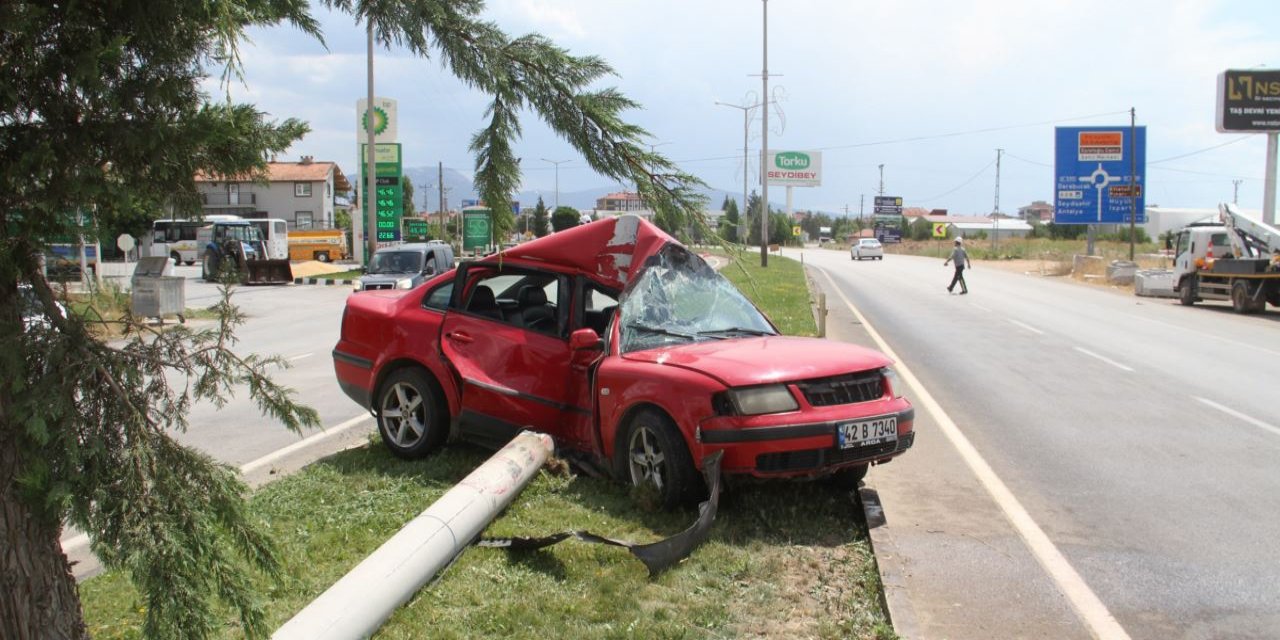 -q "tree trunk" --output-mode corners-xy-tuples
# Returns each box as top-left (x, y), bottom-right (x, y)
(0, 428), (89, 639)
